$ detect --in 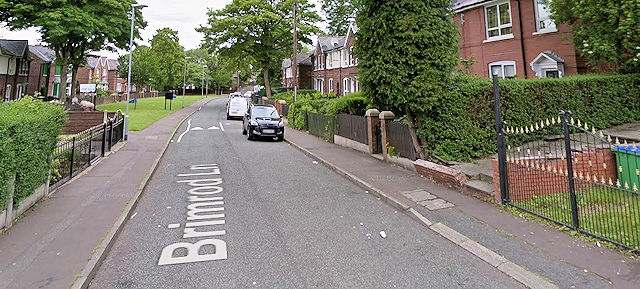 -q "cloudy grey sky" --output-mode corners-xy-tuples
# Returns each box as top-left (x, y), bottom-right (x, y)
(0, 0), (323, 58)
